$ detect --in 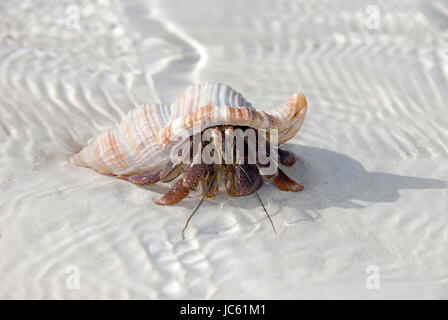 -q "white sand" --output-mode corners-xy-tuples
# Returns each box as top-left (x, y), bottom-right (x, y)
(1, 0), (447, 299)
